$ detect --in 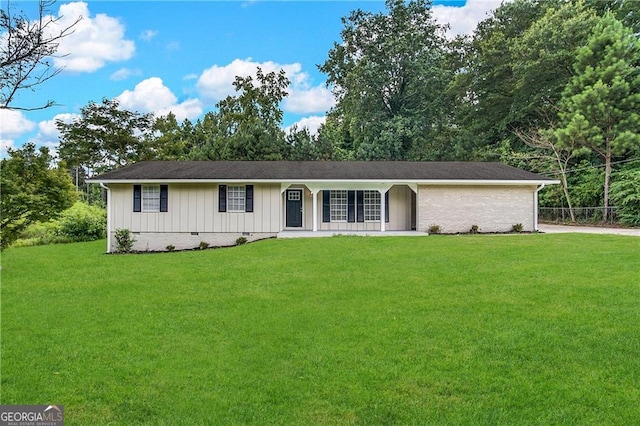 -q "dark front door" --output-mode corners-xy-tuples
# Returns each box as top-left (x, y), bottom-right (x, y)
(286, 189), (303, 227)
